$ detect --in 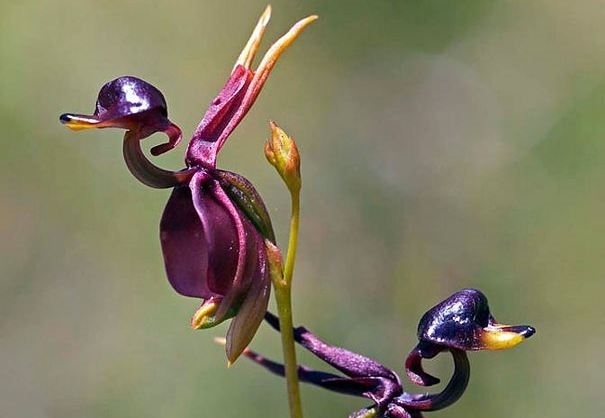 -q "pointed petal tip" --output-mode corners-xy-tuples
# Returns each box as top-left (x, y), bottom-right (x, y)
(260, 4), (272, 26)
(233, 4), (273, 71)
(251, 12), (317, 86)
(299, 14), (319, 25)
(518, 325), (536, 339)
